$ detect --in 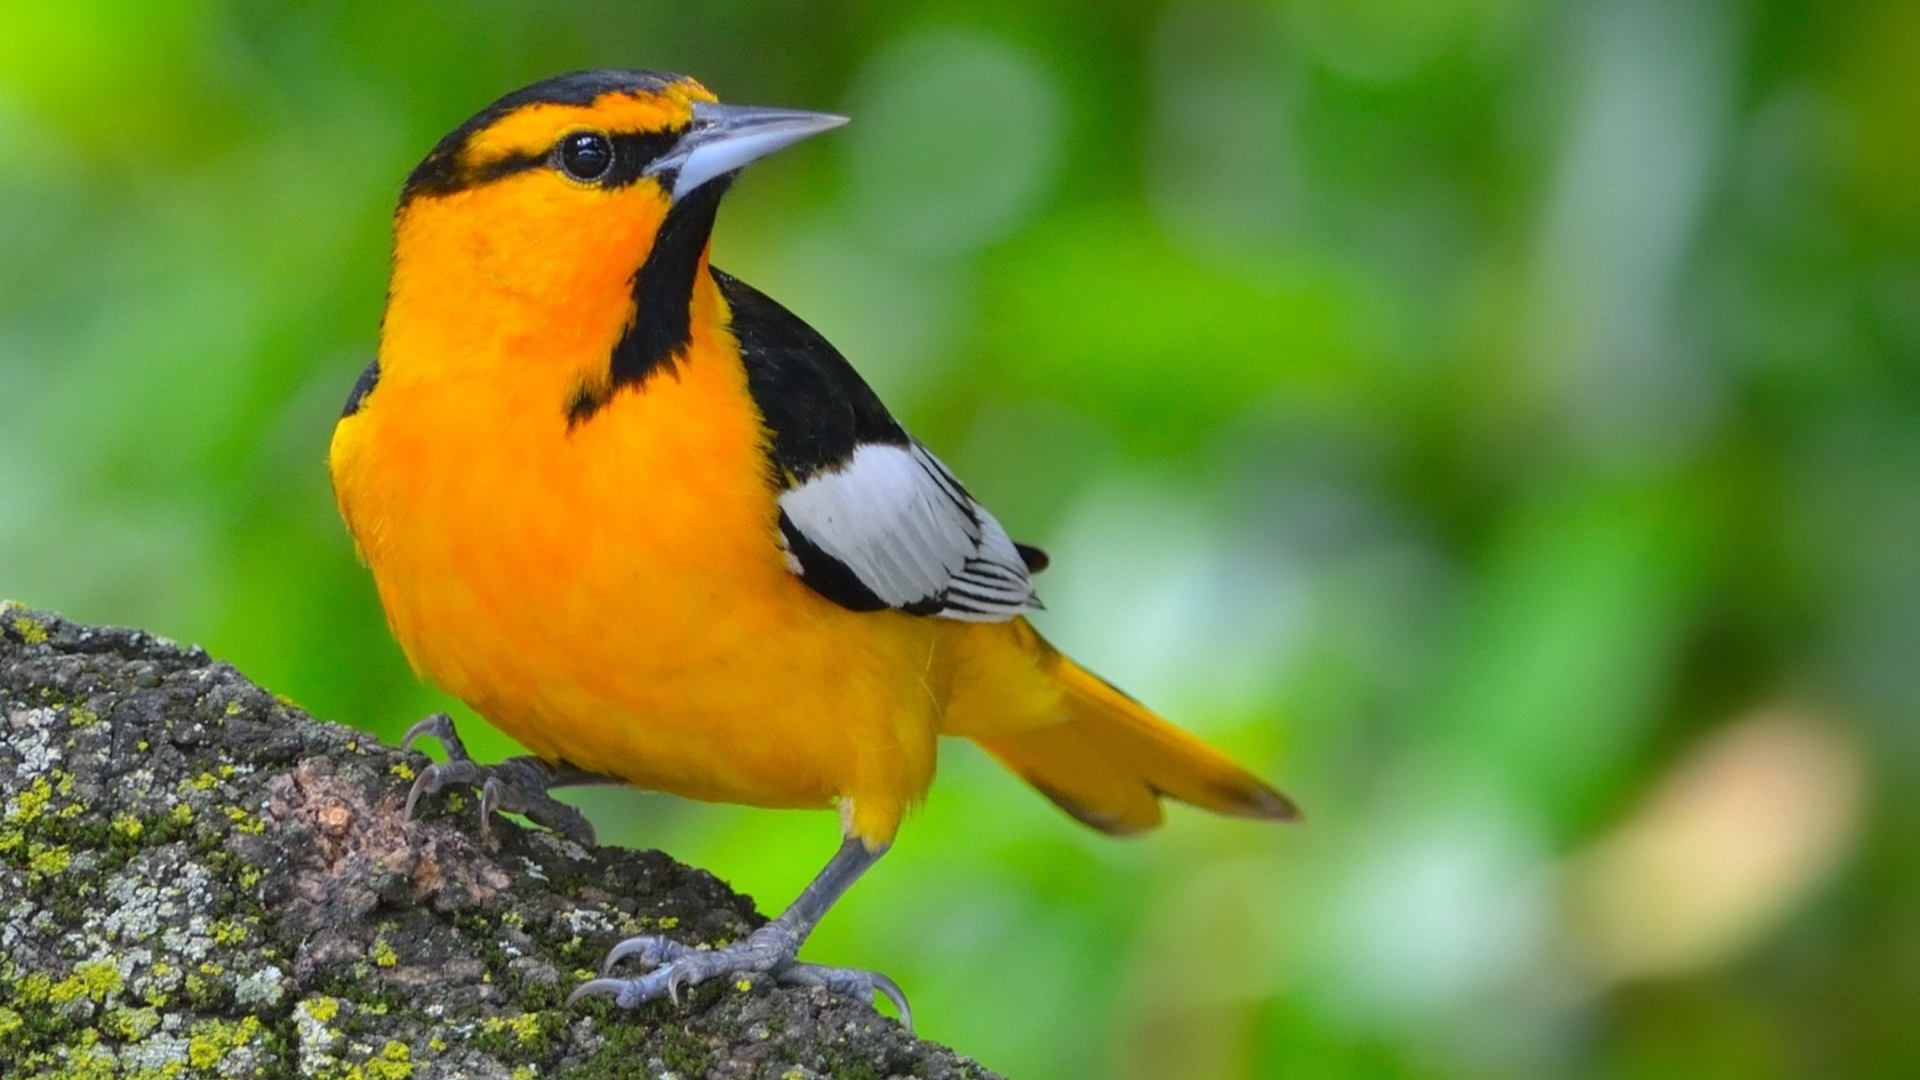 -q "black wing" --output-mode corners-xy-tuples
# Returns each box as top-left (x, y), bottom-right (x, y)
(712, 267), (1042, 621)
